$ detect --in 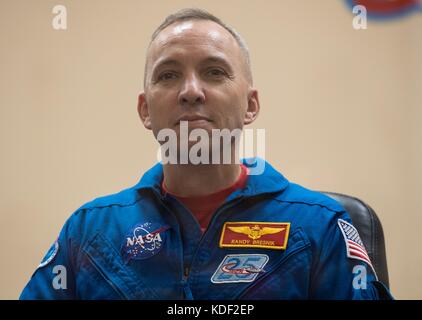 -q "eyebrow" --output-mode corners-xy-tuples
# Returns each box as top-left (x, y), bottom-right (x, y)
(151, 56), (234, 76)
(152, 59), (181, 71)
(150, 59), (180, 79)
